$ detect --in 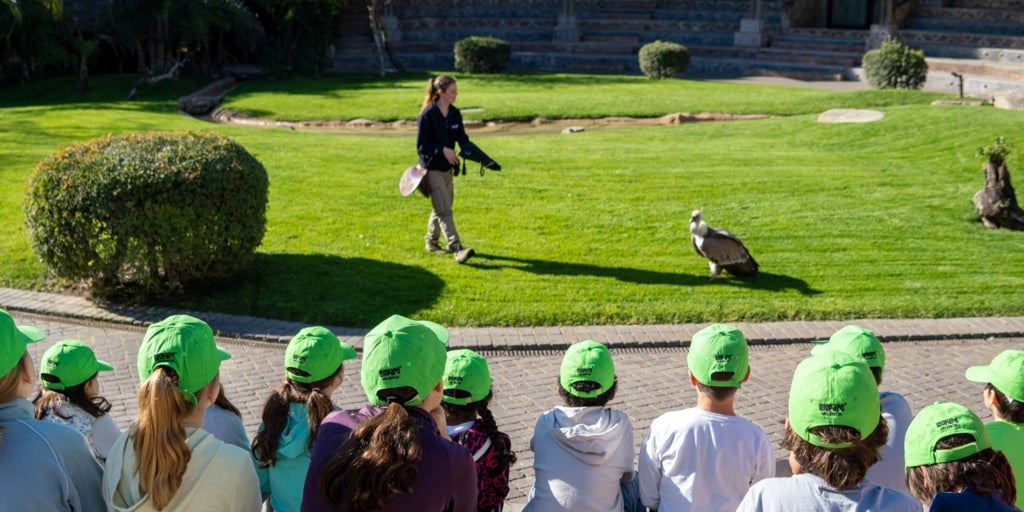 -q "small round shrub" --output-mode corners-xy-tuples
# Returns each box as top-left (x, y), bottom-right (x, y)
(638, 40), (690, 79)
(454, 36), (511, 74)
(25, 131), (269, 297)
(862, 37), (928, 90)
